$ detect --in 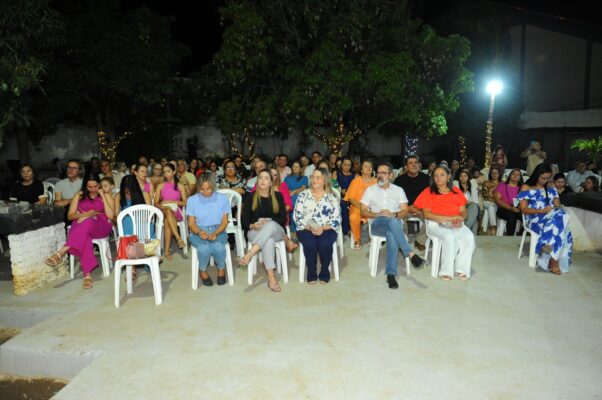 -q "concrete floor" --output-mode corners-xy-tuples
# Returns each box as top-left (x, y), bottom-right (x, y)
(0, 236), (601, 399)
